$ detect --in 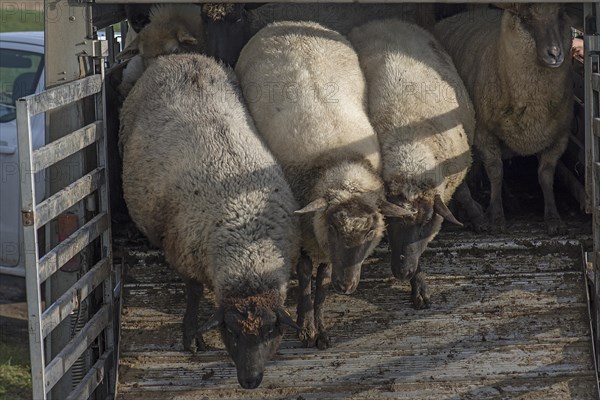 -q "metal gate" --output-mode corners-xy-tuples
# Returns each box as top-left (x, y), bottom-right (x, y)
(586, 2), (600, 372)
(17, 46), (118, 399)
